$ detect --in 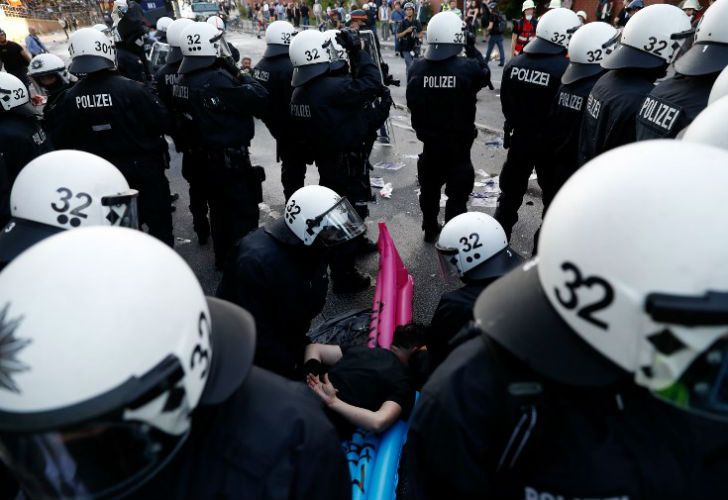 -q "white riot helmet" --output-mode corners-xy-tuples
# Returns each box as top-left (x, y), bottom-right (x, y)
(289, 29), (331, 86)
(207, 15), (226, 31)
(165, 17), (195, 64)
(522, 0), (536, 12)
(525, 8), (581, 55)
(708, 65), (728, 105)
(113, 0), (128, 16)
(682, 0), (702, 11)
(92, 23), (112, 36)
(27, 53), (71, 90)
(602, 4), (692, 70)
(0, 150), (139, 266)
(436, 212), (523, 281)
(674, 0), (728, 76)
(324, 29), (349, 69)
(178, 22), (222, 74)
(264, 20), (295, 57)
(284, 185), (365, 246)
(563, 21), (618, 84)
(0, 73), (29, 112)
(0, 227), (255, 498)
(425, 12), (465, 61)
(682, 95), (728, 152)
(548, 0), (562, 9)
(156, 16), (173, 32)
(68, 27), (116, 74)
